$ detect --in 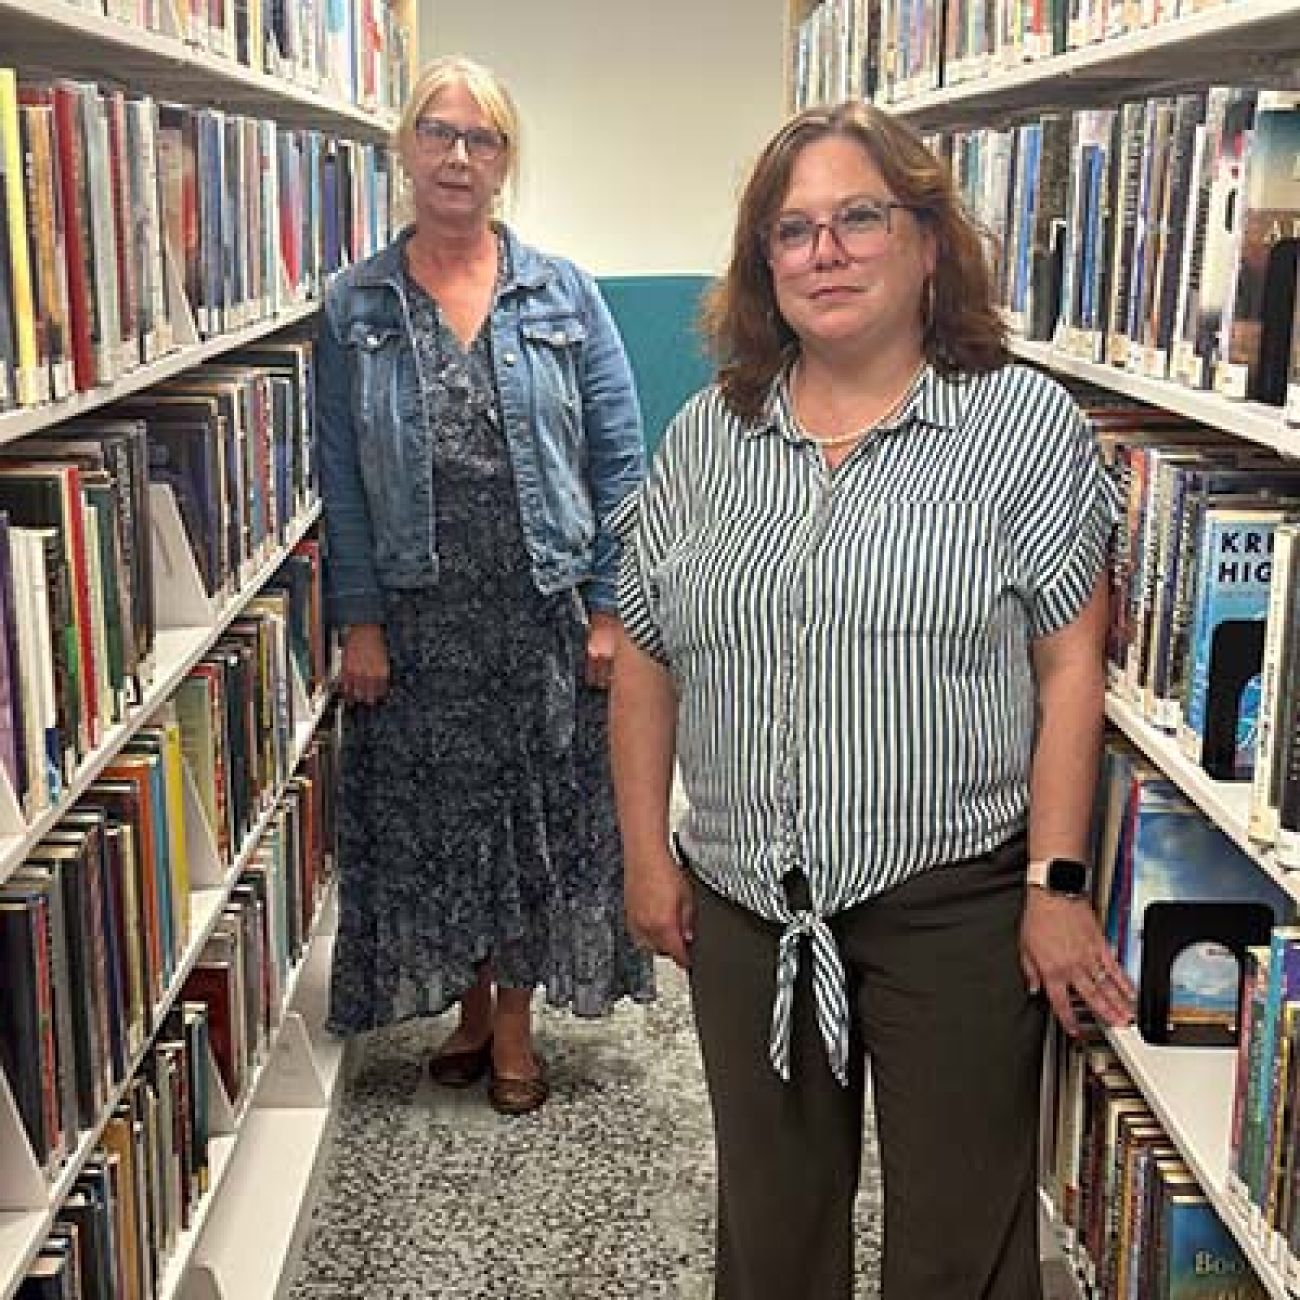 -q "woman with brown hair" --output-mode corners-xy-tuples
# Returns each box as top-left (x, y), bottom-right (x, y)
(610, 101), (1135, 1297)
